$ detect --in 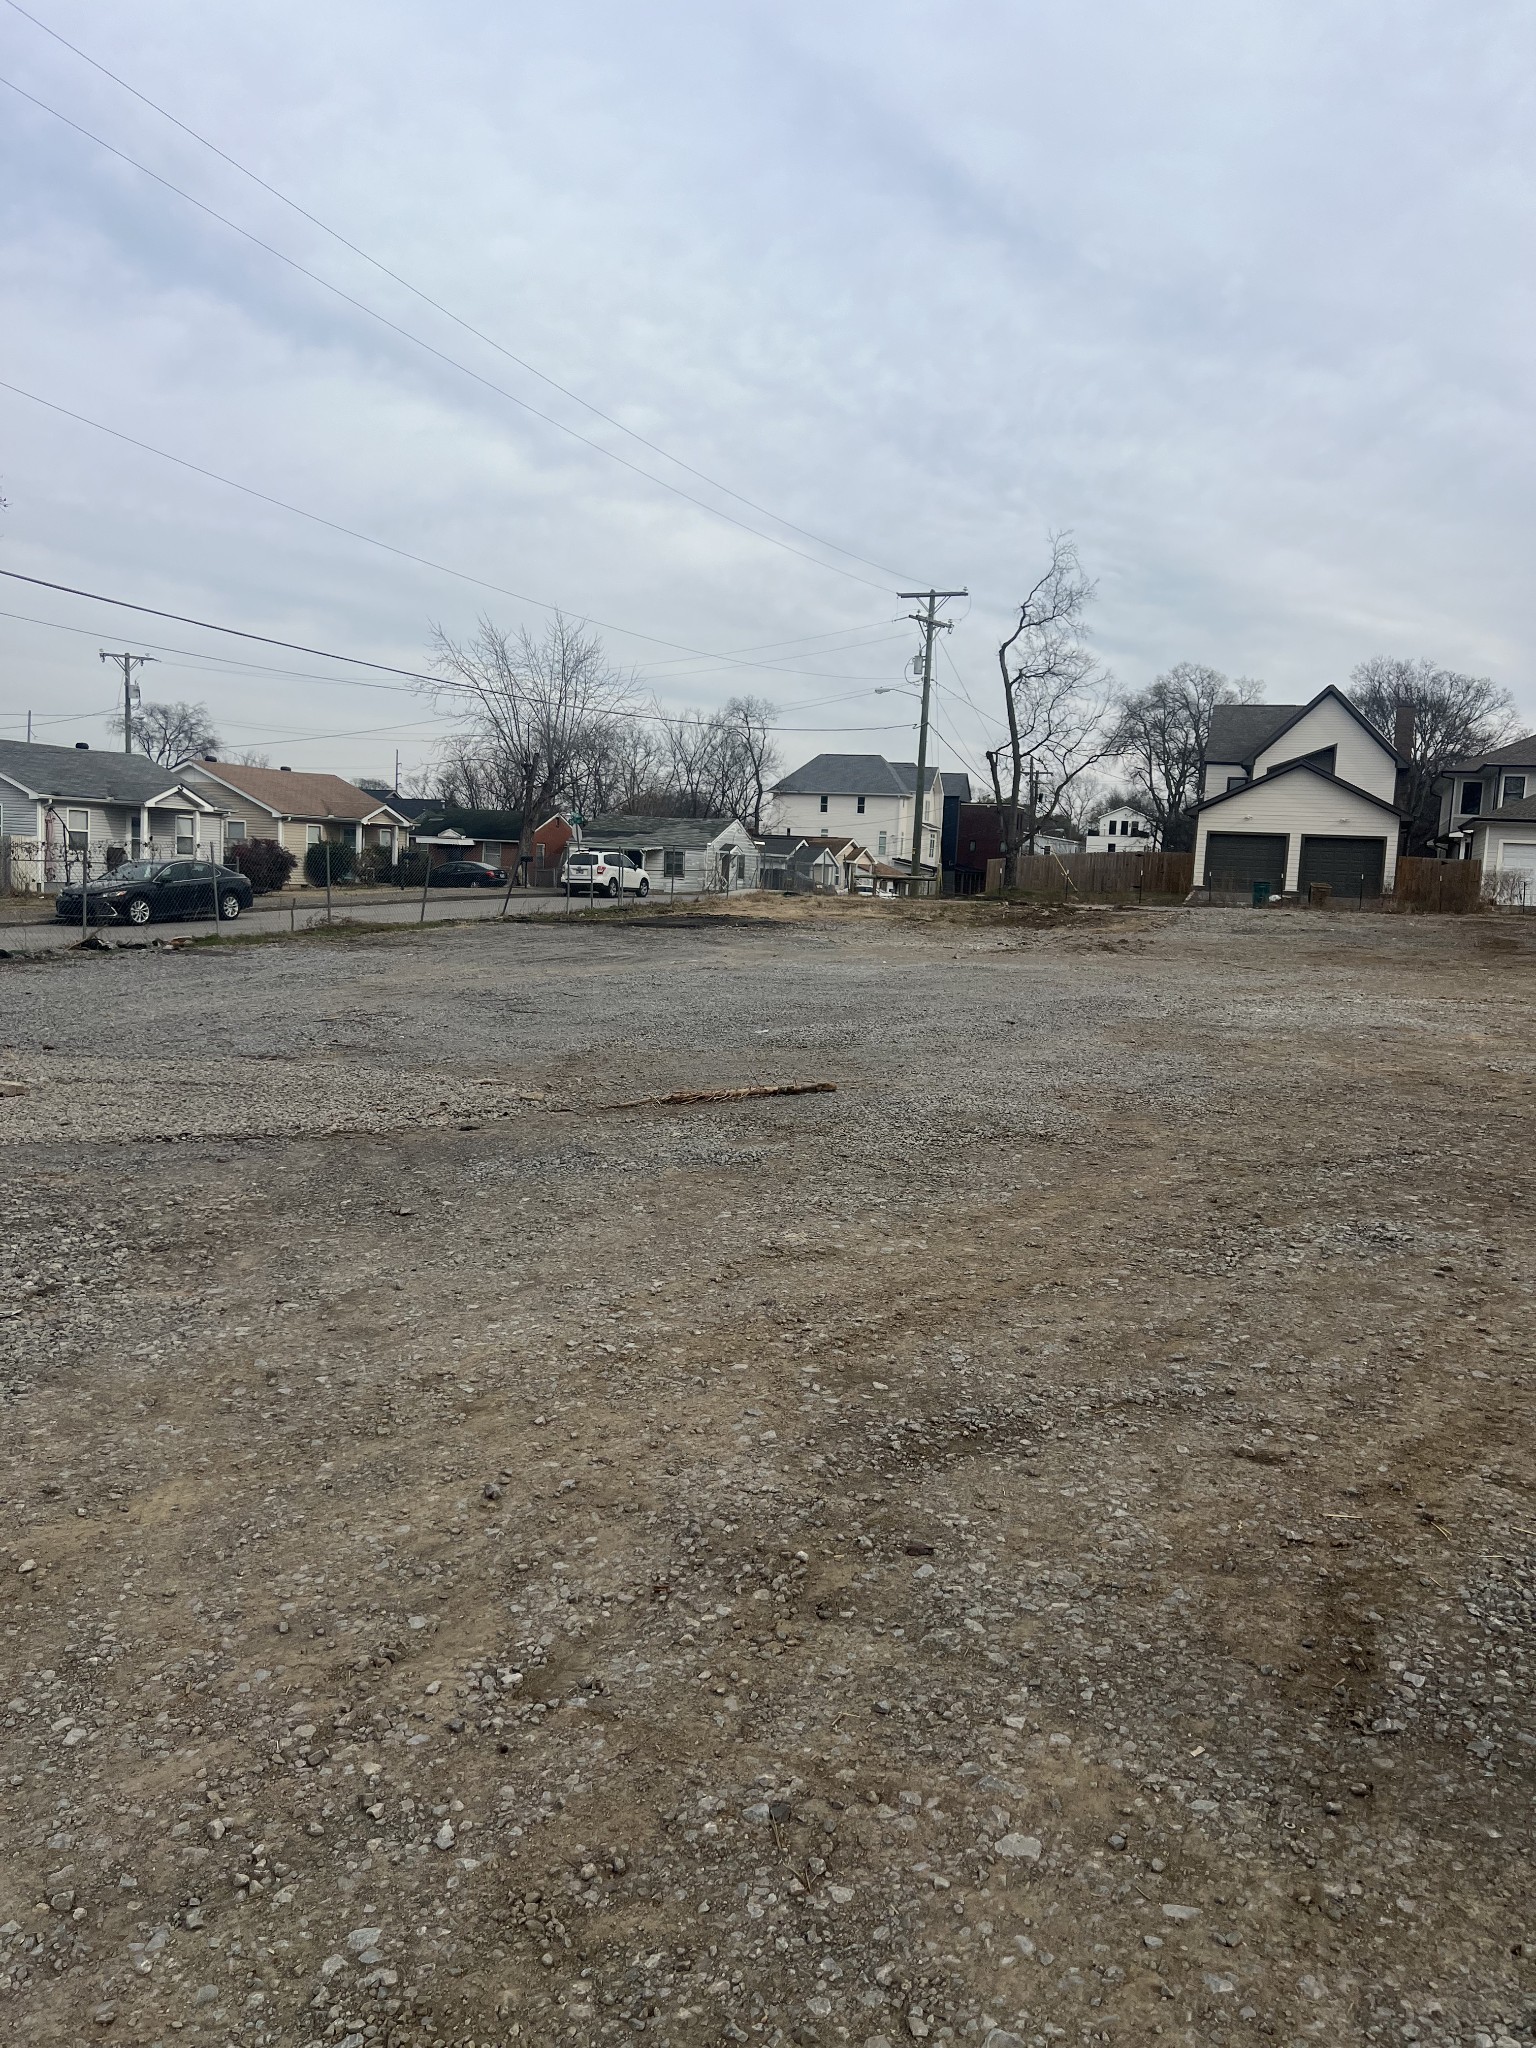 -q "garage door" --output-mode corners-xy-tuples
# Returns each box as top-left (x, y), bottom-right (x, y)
(1204, 832), (1288, 891)
(1501, 842), (1536, 904)
(1298, 836), (1386, 898)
